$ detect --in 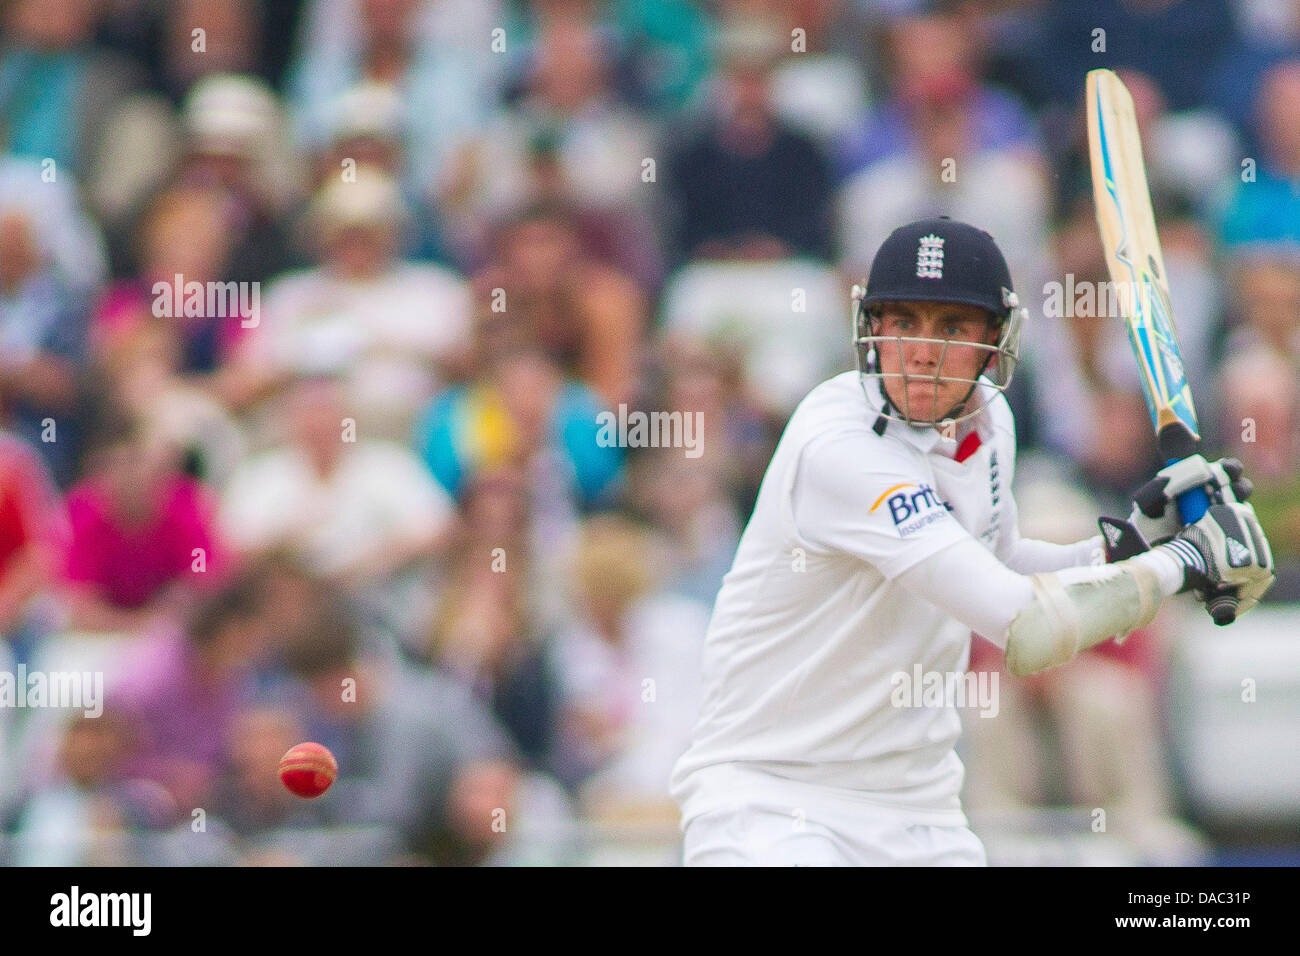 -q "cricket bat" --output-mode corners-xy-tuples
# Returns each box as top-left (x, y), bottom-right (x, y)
(1086, 68), (1238, 621)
